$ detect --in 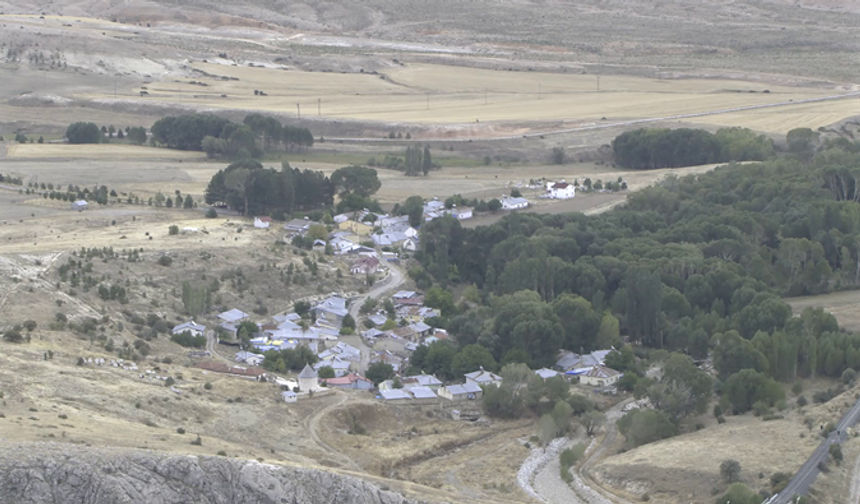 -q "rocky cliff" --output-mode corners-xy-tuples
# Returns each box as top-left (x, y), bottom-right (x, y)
(0, 442), (417, 504)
